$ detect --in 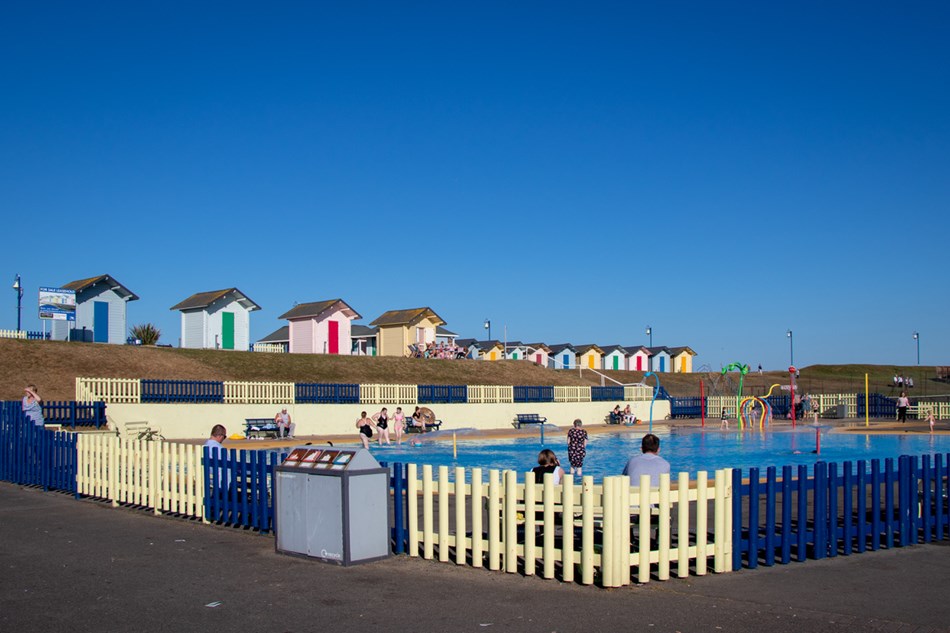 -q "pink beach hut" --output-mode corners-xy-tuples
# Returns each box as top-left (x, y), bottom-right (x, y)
(280, 299), (361, 355)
